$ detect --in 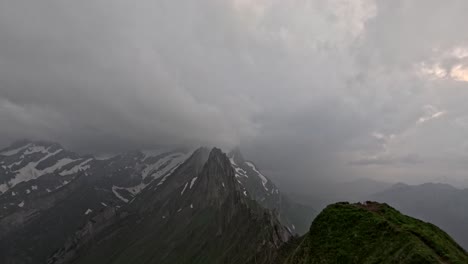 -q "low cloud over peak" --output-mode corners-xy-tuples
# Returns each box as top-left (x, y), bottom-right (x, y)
(1, 0), (468, 189)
